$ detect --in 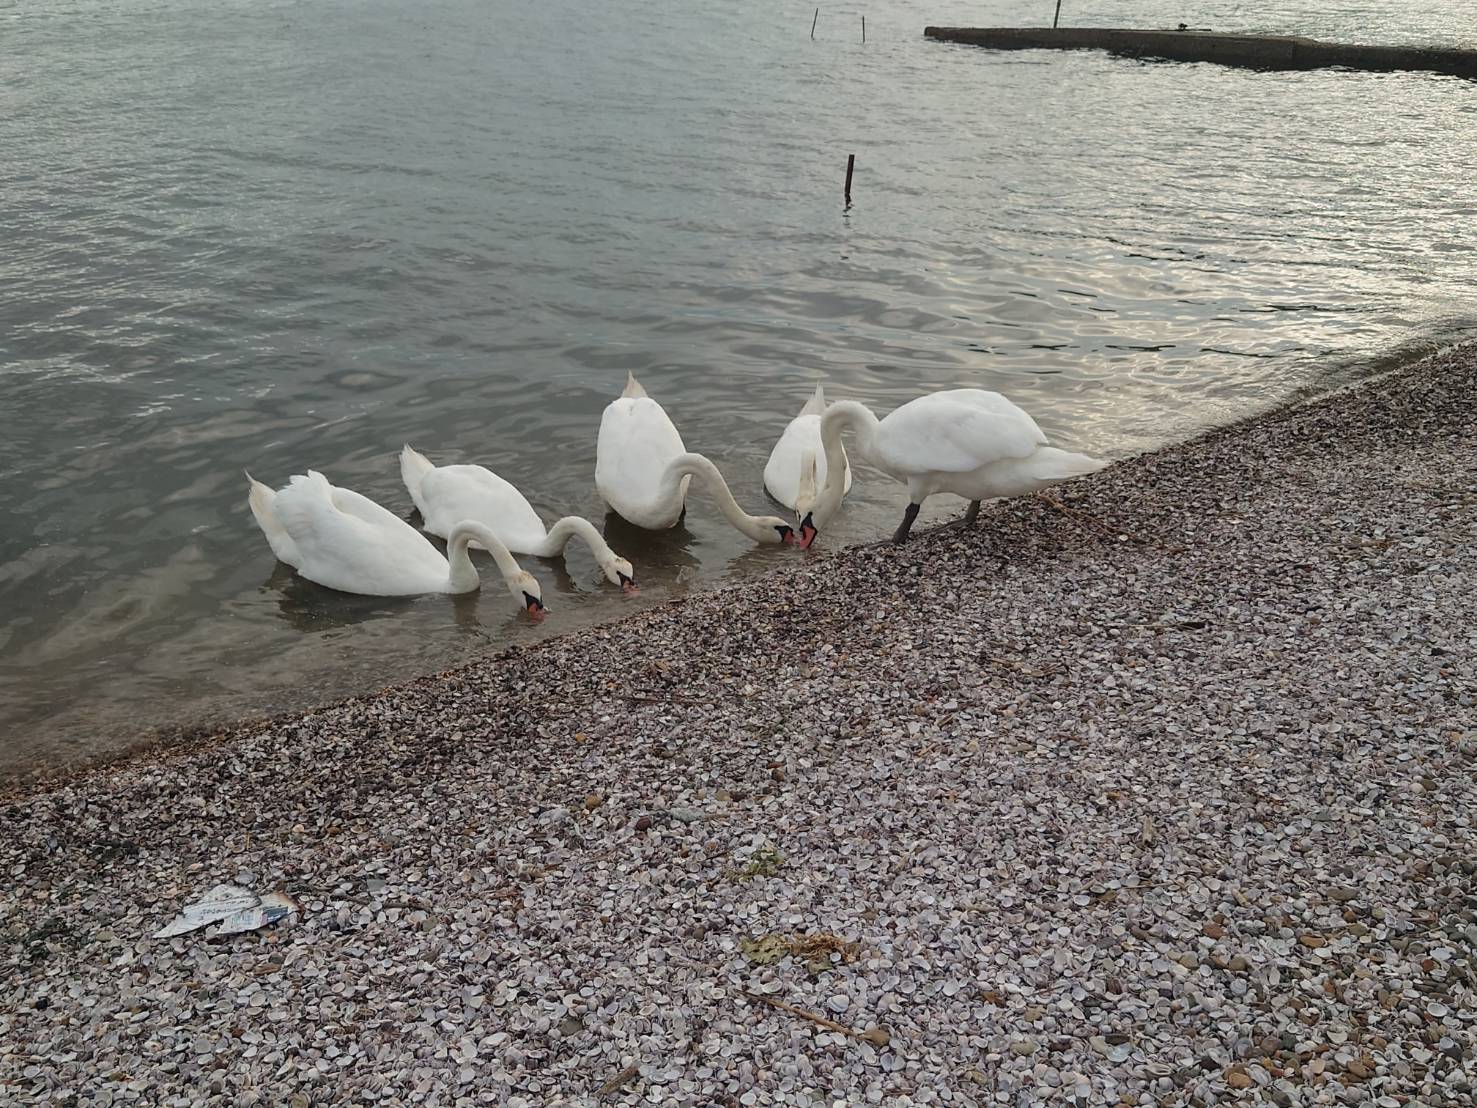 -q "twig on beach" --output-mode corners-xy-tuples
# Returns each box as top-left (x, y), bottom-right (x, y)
(743, 990), (854, 1035)
(1034, 492), (1128, 537)
(597, 1062), (641, 1098)
(617, 691), (705, 706)
(1035, 492), (1177, 552)
(983, 655), (1059, 679)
